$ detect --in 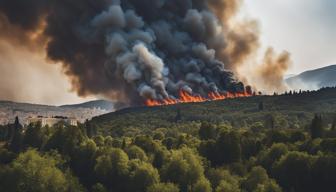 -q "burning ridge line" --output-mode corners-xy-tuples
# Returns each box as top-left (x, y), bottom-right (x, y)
(145, 89), (253, 107)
